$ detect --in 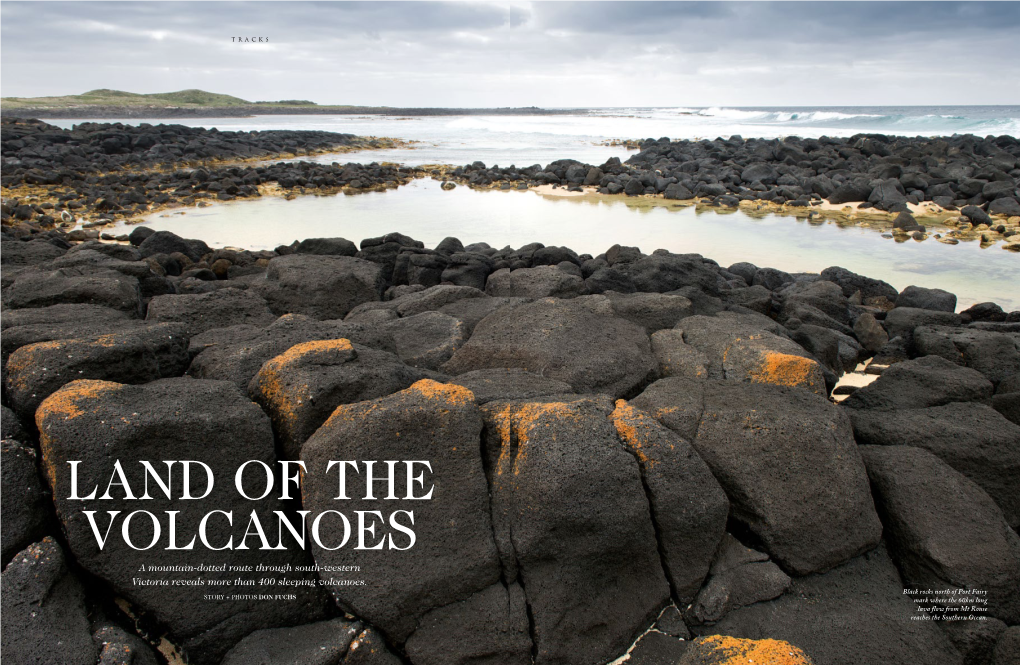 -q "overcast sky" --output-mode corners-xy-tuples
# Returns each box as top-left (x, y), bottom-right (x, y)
(2, 1), (1018, 107)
